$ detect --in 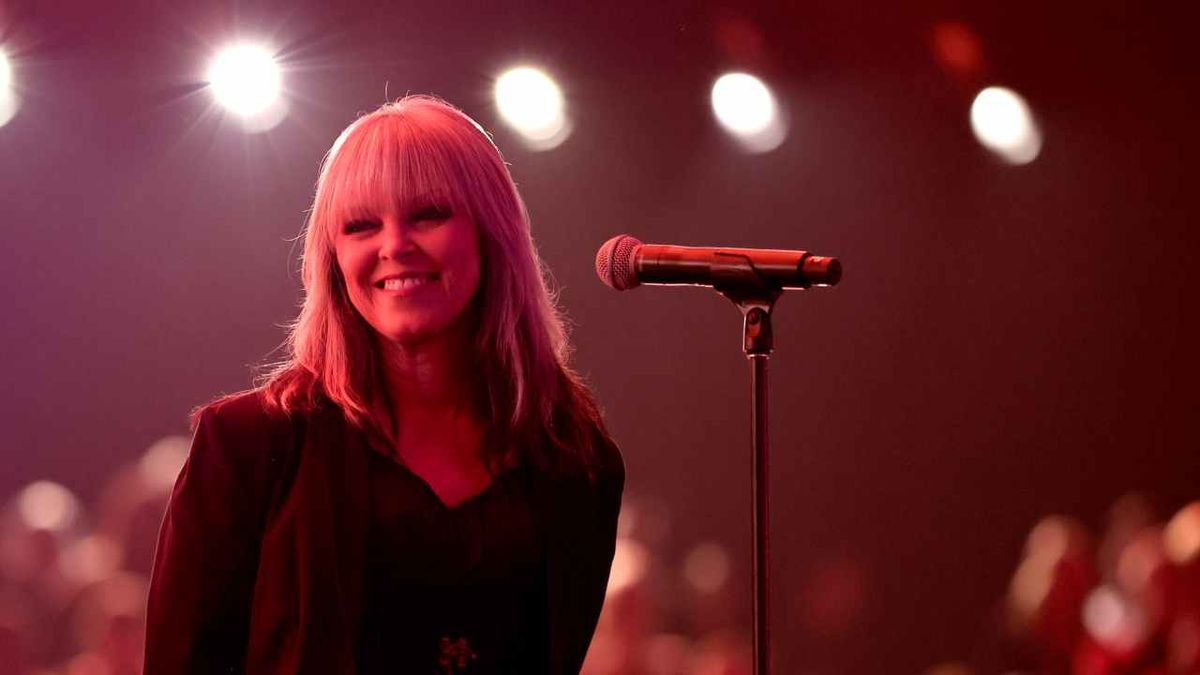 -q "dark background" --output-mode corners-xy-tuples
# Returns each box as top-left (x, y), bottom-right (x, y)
(1, 1), (1196, 672)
